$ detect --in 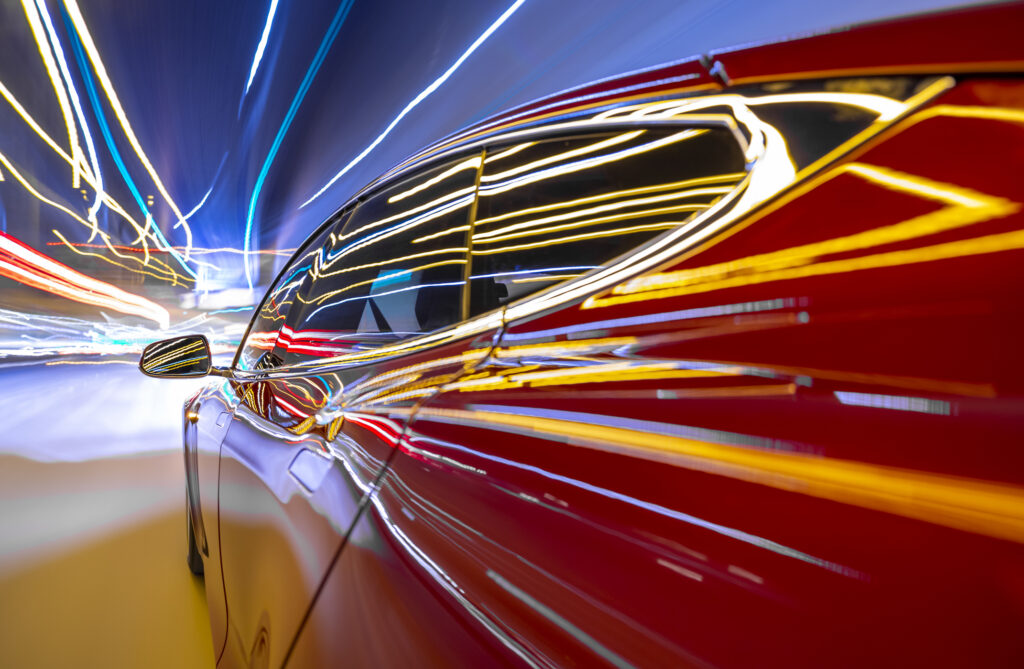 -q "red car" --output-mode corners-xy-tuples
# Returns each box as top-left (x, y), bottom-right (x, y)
(142, 4), (1024, 666)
